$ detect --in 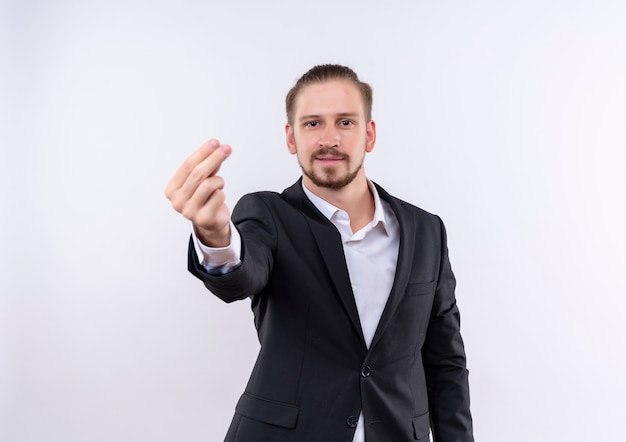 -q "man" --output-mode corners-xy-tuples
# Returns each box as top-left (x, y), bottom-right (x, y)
(165, 64), (473, 442)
